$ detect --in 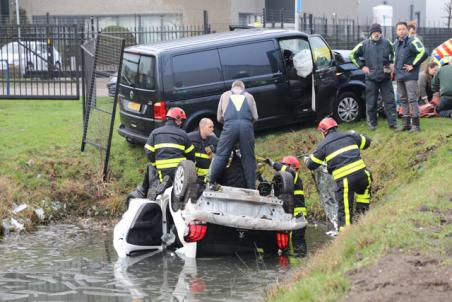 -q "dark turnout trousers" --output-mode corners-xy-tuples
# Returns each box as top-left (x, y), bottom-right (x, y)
(336, 169), (372, 230)
(210, 93), (256, 189)
(366, 79), (397, 127)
